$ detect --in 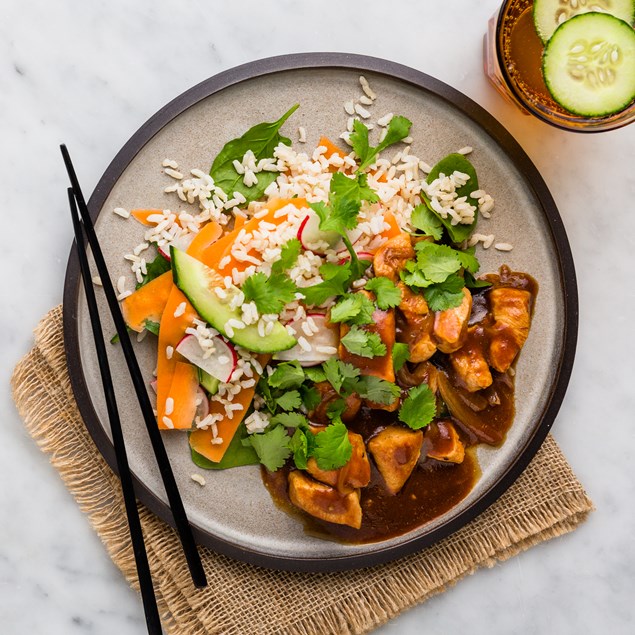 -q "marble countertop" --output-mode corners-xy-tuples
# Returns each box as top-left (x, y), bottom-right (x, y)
(2, 0), (634, 633)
